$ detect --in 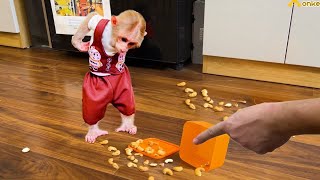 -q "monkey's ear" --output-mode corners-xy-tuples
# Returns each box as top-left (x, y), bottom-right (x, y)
(144, 31), (147, 36)
(111, 16), (117, 26)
